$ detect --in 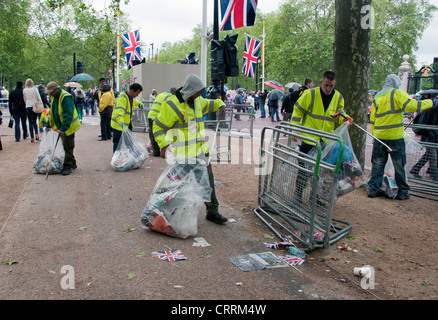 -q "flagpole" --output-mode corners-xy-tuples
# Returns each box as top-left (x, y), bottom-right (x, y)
(262, 15), (265, 92)
(201, 0), (207, 85)
(116, 3), (120, 92)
